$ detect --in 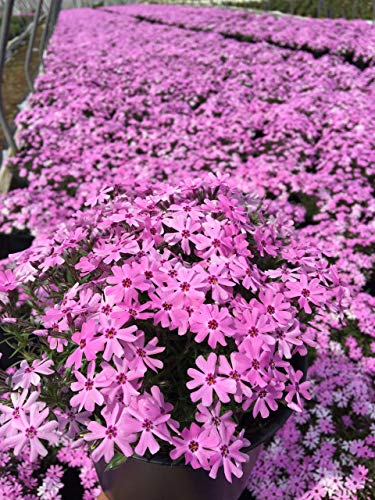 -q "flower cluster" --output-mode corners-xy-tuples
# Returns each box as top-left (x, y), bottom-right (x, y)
(0, 181), (341, 482)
